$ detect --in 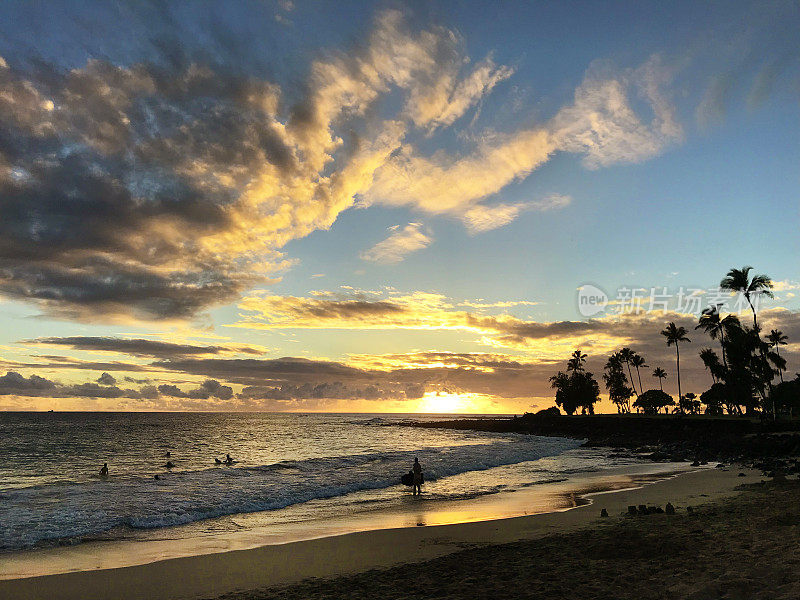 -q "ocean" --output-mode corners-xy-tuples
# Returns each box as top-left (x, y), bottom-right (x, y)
(0, 412), (654, 554)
